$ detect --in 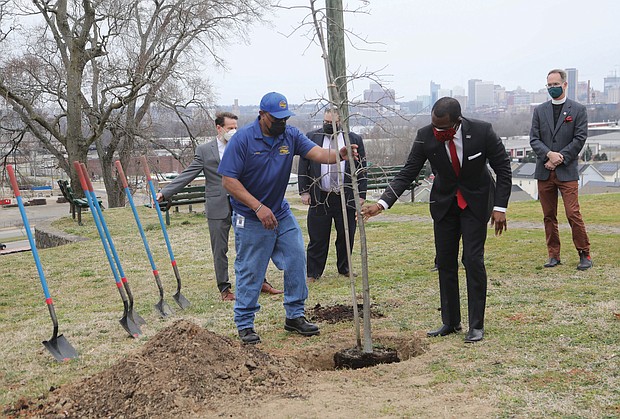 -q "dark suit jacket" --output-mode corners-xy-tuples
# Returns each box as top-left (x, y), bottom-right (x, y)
(160, 140), (230, 220)
(529, 98), (588, 182)
(381, 118), (512, 223)
(298, 130), (367, 207)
